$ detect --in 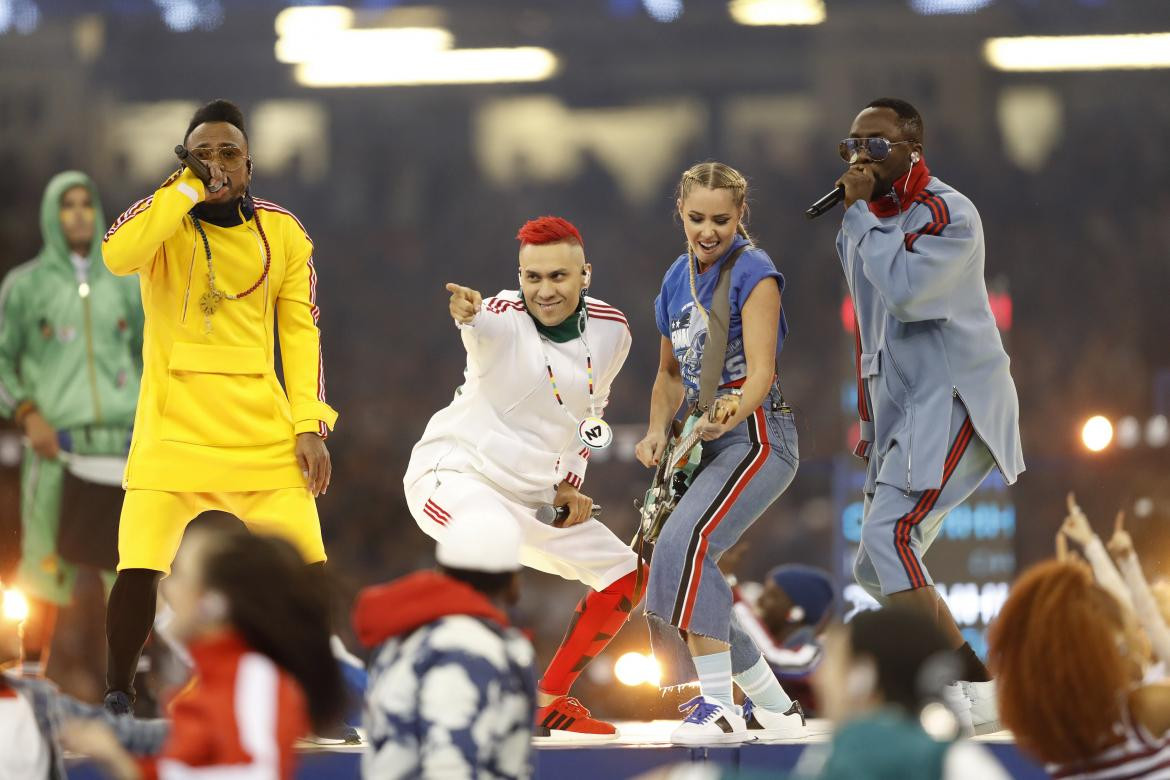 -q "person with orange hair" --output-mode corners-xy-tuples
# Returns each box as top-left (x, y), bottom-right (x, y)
(988, 559), (1170, 777)
(403, 215), (646, 739)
